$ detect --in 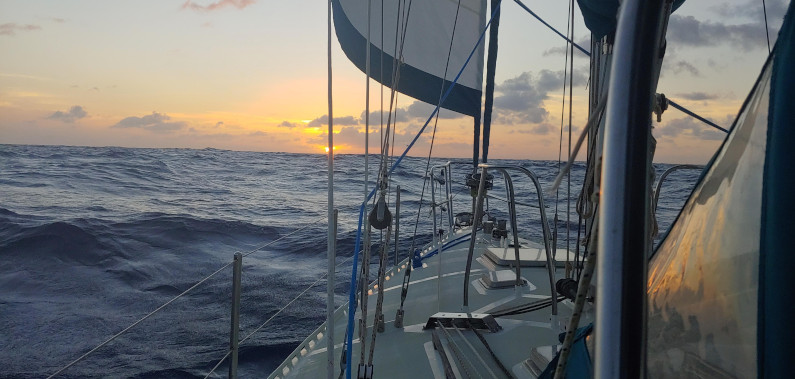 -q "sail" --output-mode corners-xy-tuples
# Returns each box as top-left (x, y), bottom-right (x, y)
(332, 0), (487, 117)
(577, 0), (686, 39)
